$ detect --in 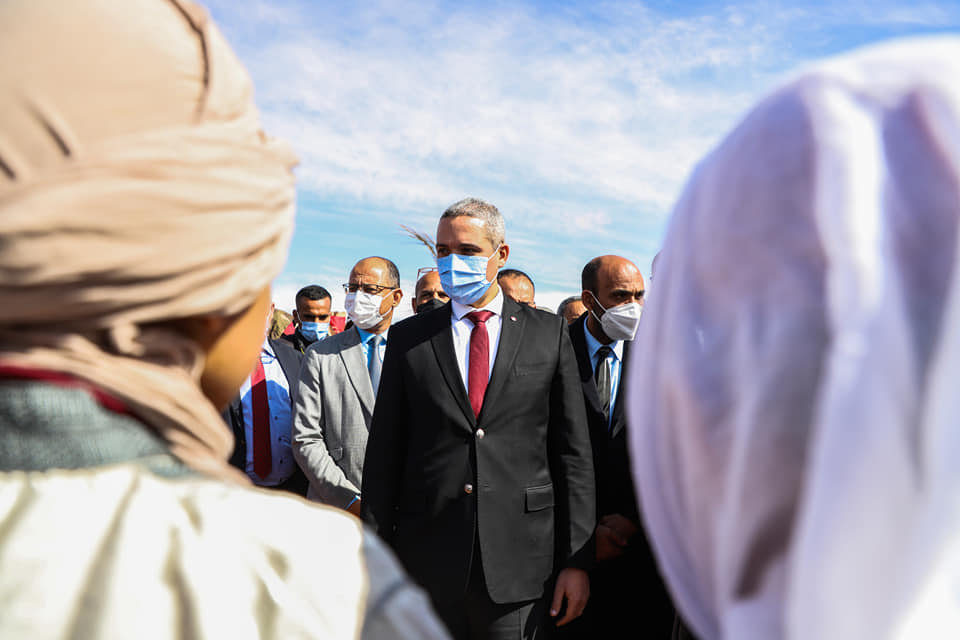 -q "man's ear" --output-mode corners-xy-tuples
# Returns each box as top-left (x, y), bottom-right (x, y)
(497, 243), (510, 268)
(580, 290), (595, 315)
(292, 309), (300, 326)
(391, 288), (403, 308)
